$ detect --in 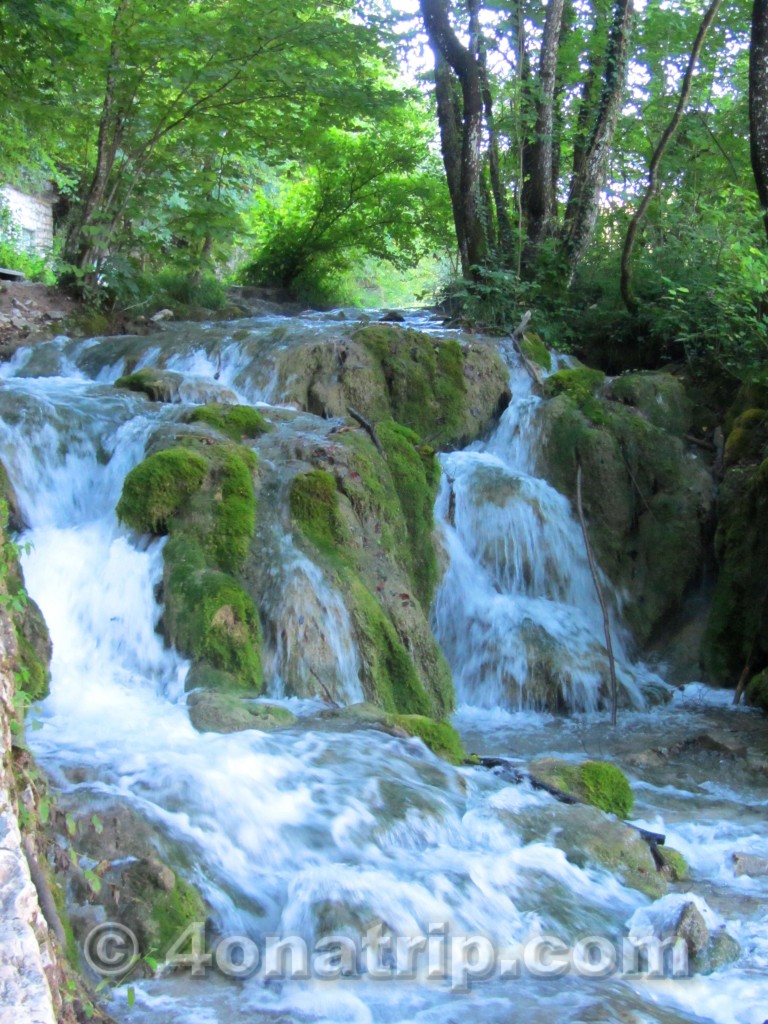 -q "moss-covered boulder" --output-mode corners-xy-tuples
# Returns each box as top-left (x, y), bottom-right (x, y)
(101, 858), (207, 964)
(284, 422), (454, 719)
(537, 373), (712, 644)
(606, 372), (692, 437)
(114, 368), (188, 403)
(116, 432), (263, 690)
(724, 408), (768, 467)
(530, 758), (634, 818)
(187, 691), (296, 733)
(746, 669), (768, 713)
(272, 326), (509, 449)
(519, 332), (552, 372)
(703, 459), (768, 683)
